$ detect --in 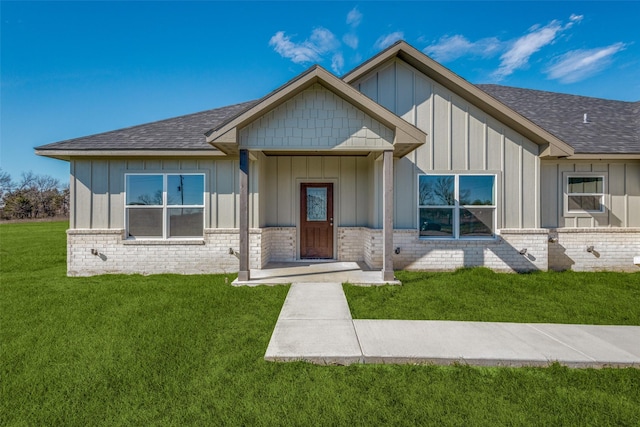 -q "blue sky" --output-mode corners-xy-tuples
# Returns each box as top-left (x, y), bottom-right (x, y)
(2, 1), (638, 185)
